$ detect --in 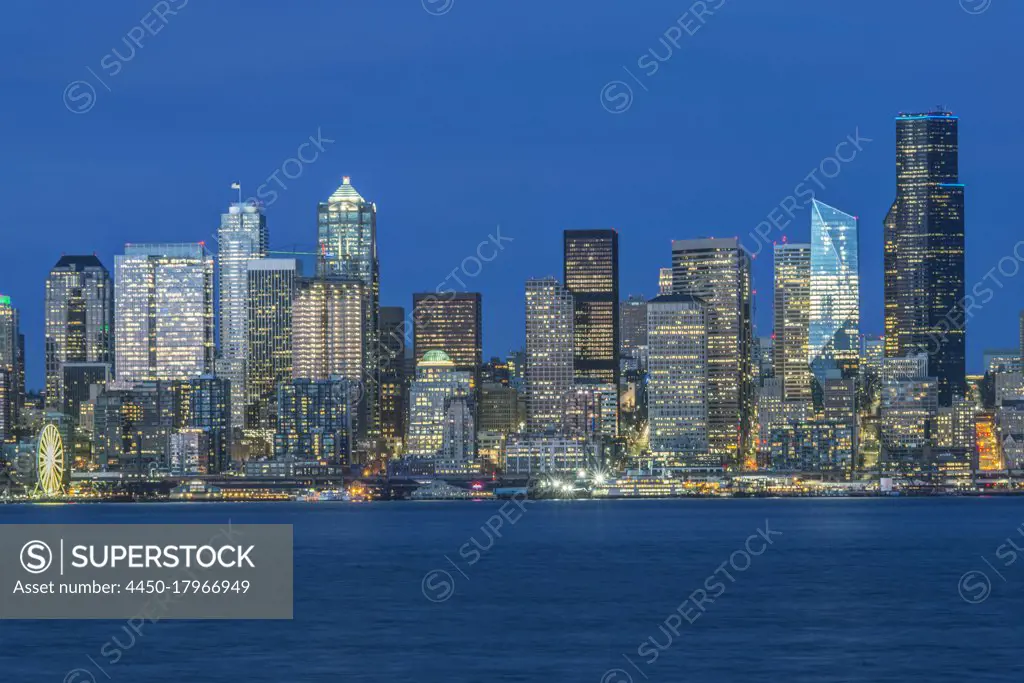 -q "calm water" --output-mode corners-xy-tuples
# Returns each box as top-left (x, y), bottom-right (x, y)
(2, 498), (1023, 682)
